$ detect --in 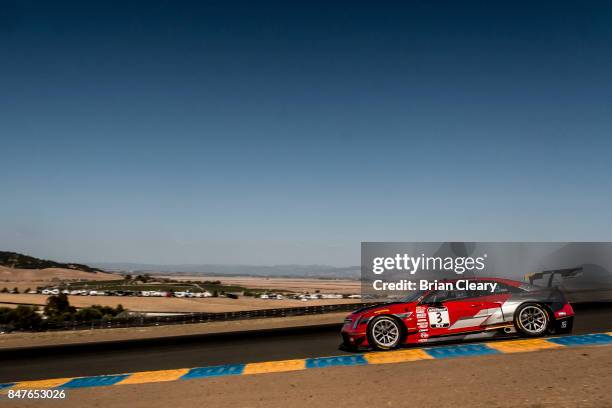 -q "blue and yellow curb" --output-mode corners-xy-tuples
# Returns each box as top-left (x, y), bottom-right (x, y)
(2, 332), (612, 392)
